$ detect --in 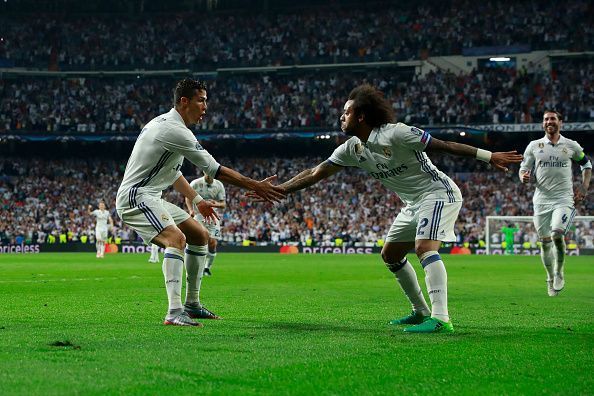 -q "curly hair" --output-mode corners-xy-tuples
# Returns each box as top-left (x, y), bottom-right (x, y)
(173, 78), (207, 105)
(348, 84), (395, 128)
